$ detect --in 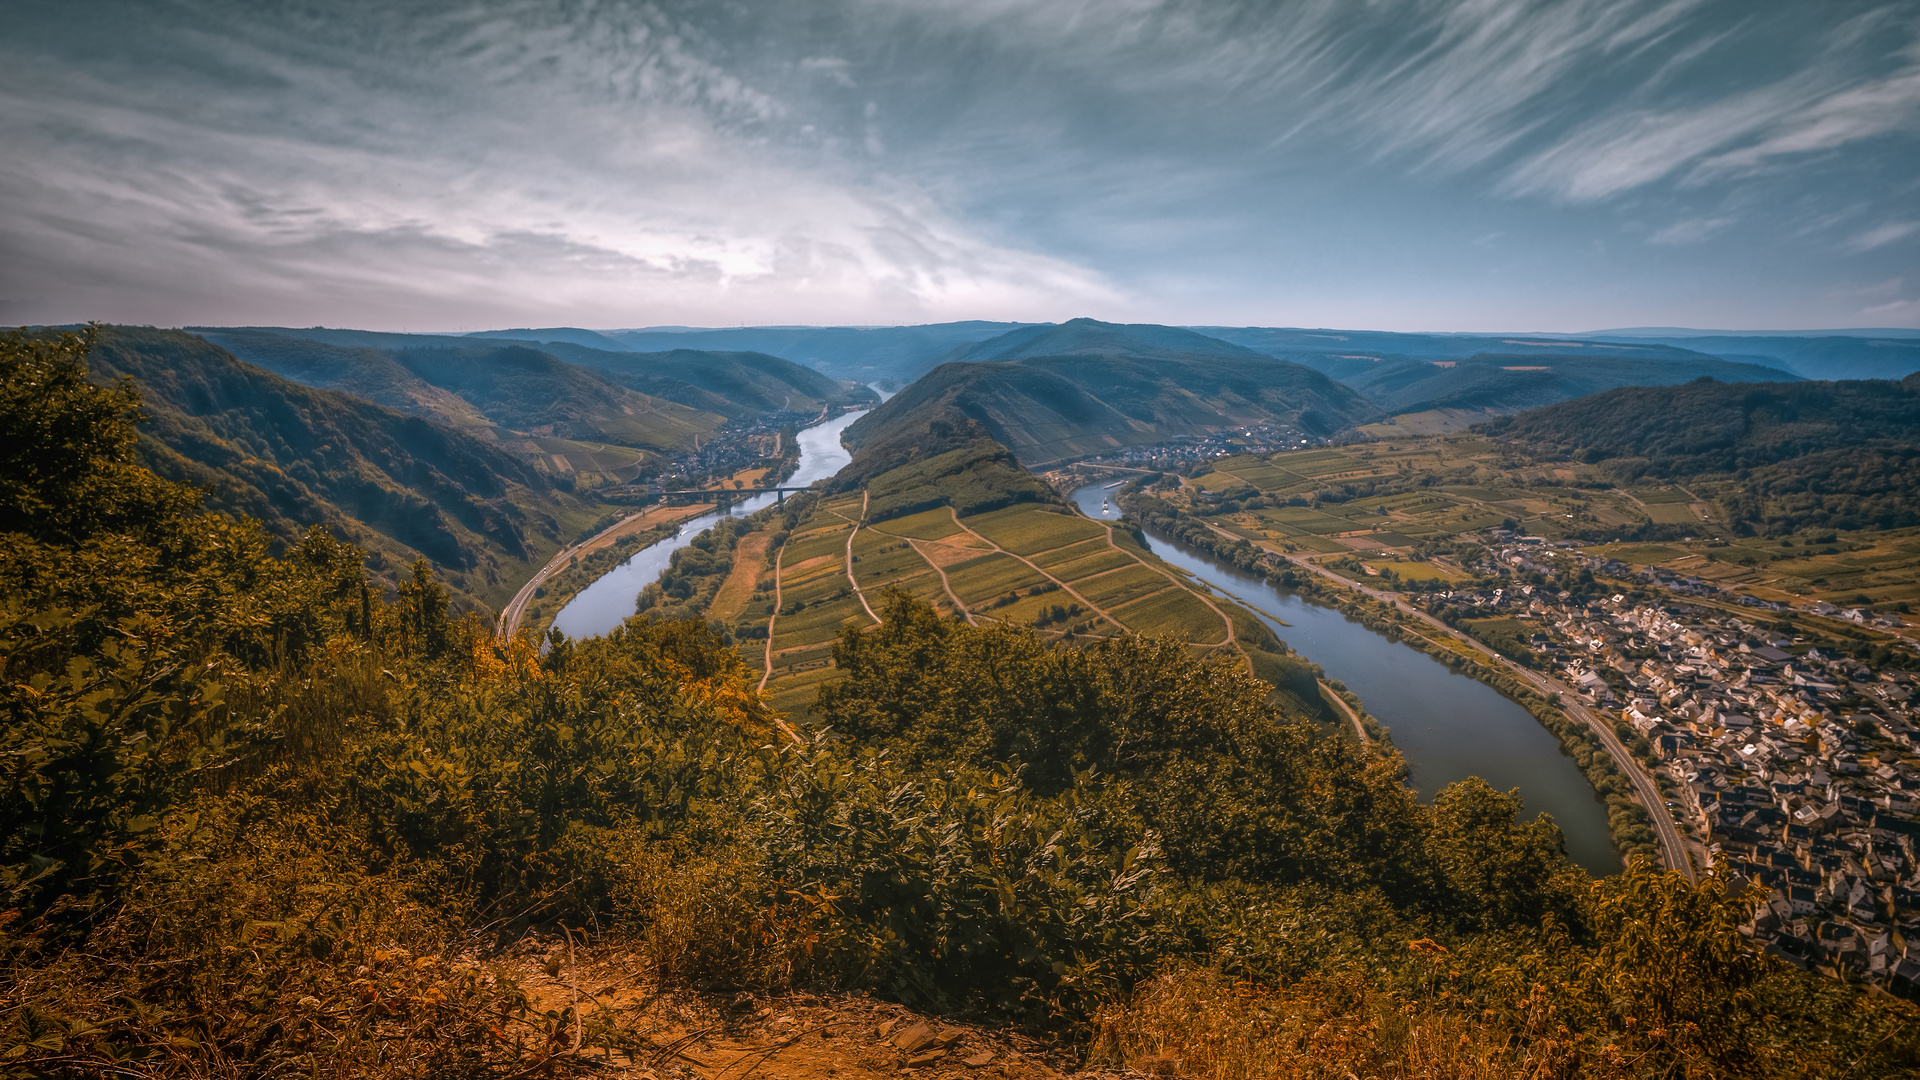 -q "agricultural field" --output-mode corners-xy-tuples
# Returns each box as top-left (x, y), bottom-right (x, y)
(735, 481), (1264, 716)
(1167, 433), (1919, 637)
(526, 436), (653, 483)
